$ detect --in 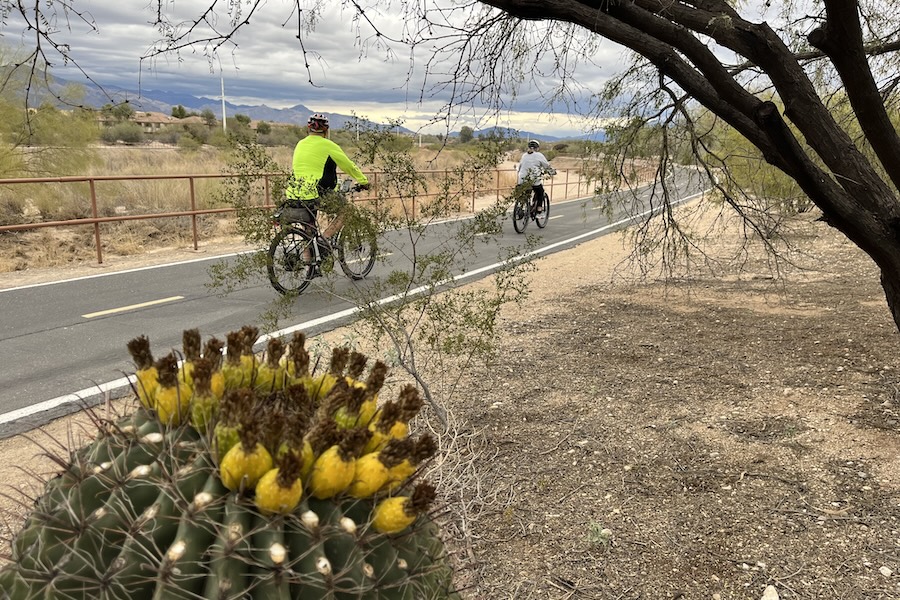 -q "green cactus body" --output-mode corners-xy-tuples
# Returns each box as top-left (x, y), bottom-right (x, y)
(248, 515), (292, 600)
(154, 474), (227, 598)
(1, 326), (458, 600)
(203, 493), (253, 600)
(285, 507), (334, 598)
